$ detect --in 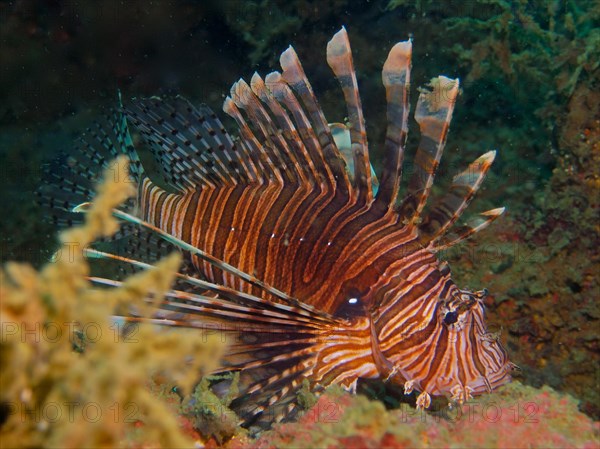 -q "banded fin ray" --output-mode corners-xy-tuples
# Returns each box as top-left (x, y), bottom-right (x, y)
(280, 45), (350, 193)
(398, 76), (459, 224)
(229, 78), (290, 185)
(374, 39), (412, 211)
(433, 207), (506, 251)
(90, 269), (330, 428)
(250, 73), (311, 186)
(326, 27), (371, 203)
(419, 150), (499, 244)
(260, 71), (328, 186)
(222, 96), (275, 185)
(330, 123), (379, 194)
